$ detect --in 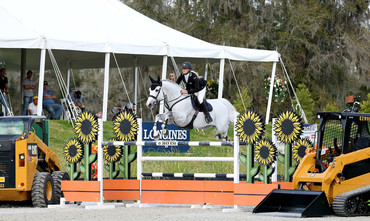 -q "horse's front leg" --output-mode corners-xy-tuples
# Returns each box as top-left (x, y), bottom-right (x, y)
(161, 111), (173, 136)
(153, 113), (166, 140)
